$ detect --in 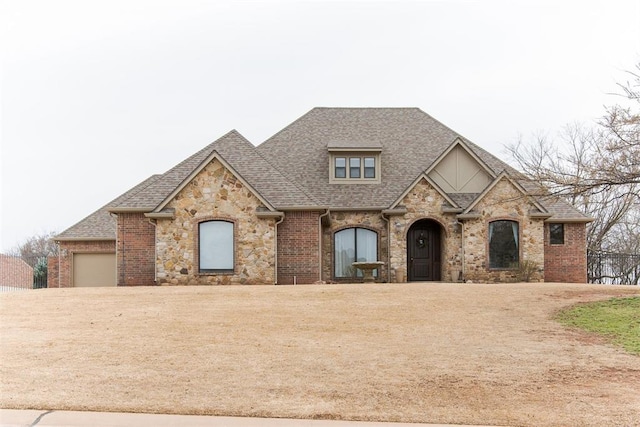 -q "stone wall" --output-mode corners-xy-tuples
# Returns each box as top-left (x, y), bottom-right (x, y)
(155, 159), (276, 285)
(392, 178), (461, 282)
(321, 211), (389, 282)
(461, 178), (545, 282)
(544, 222), (588, 283)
